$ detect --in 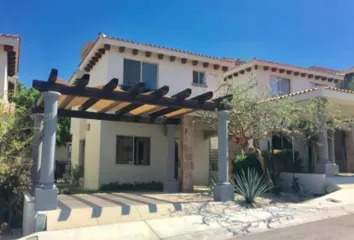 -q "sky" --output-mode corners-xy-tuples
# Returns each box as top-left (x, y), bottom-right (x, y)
(1, 0), (354, 87)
